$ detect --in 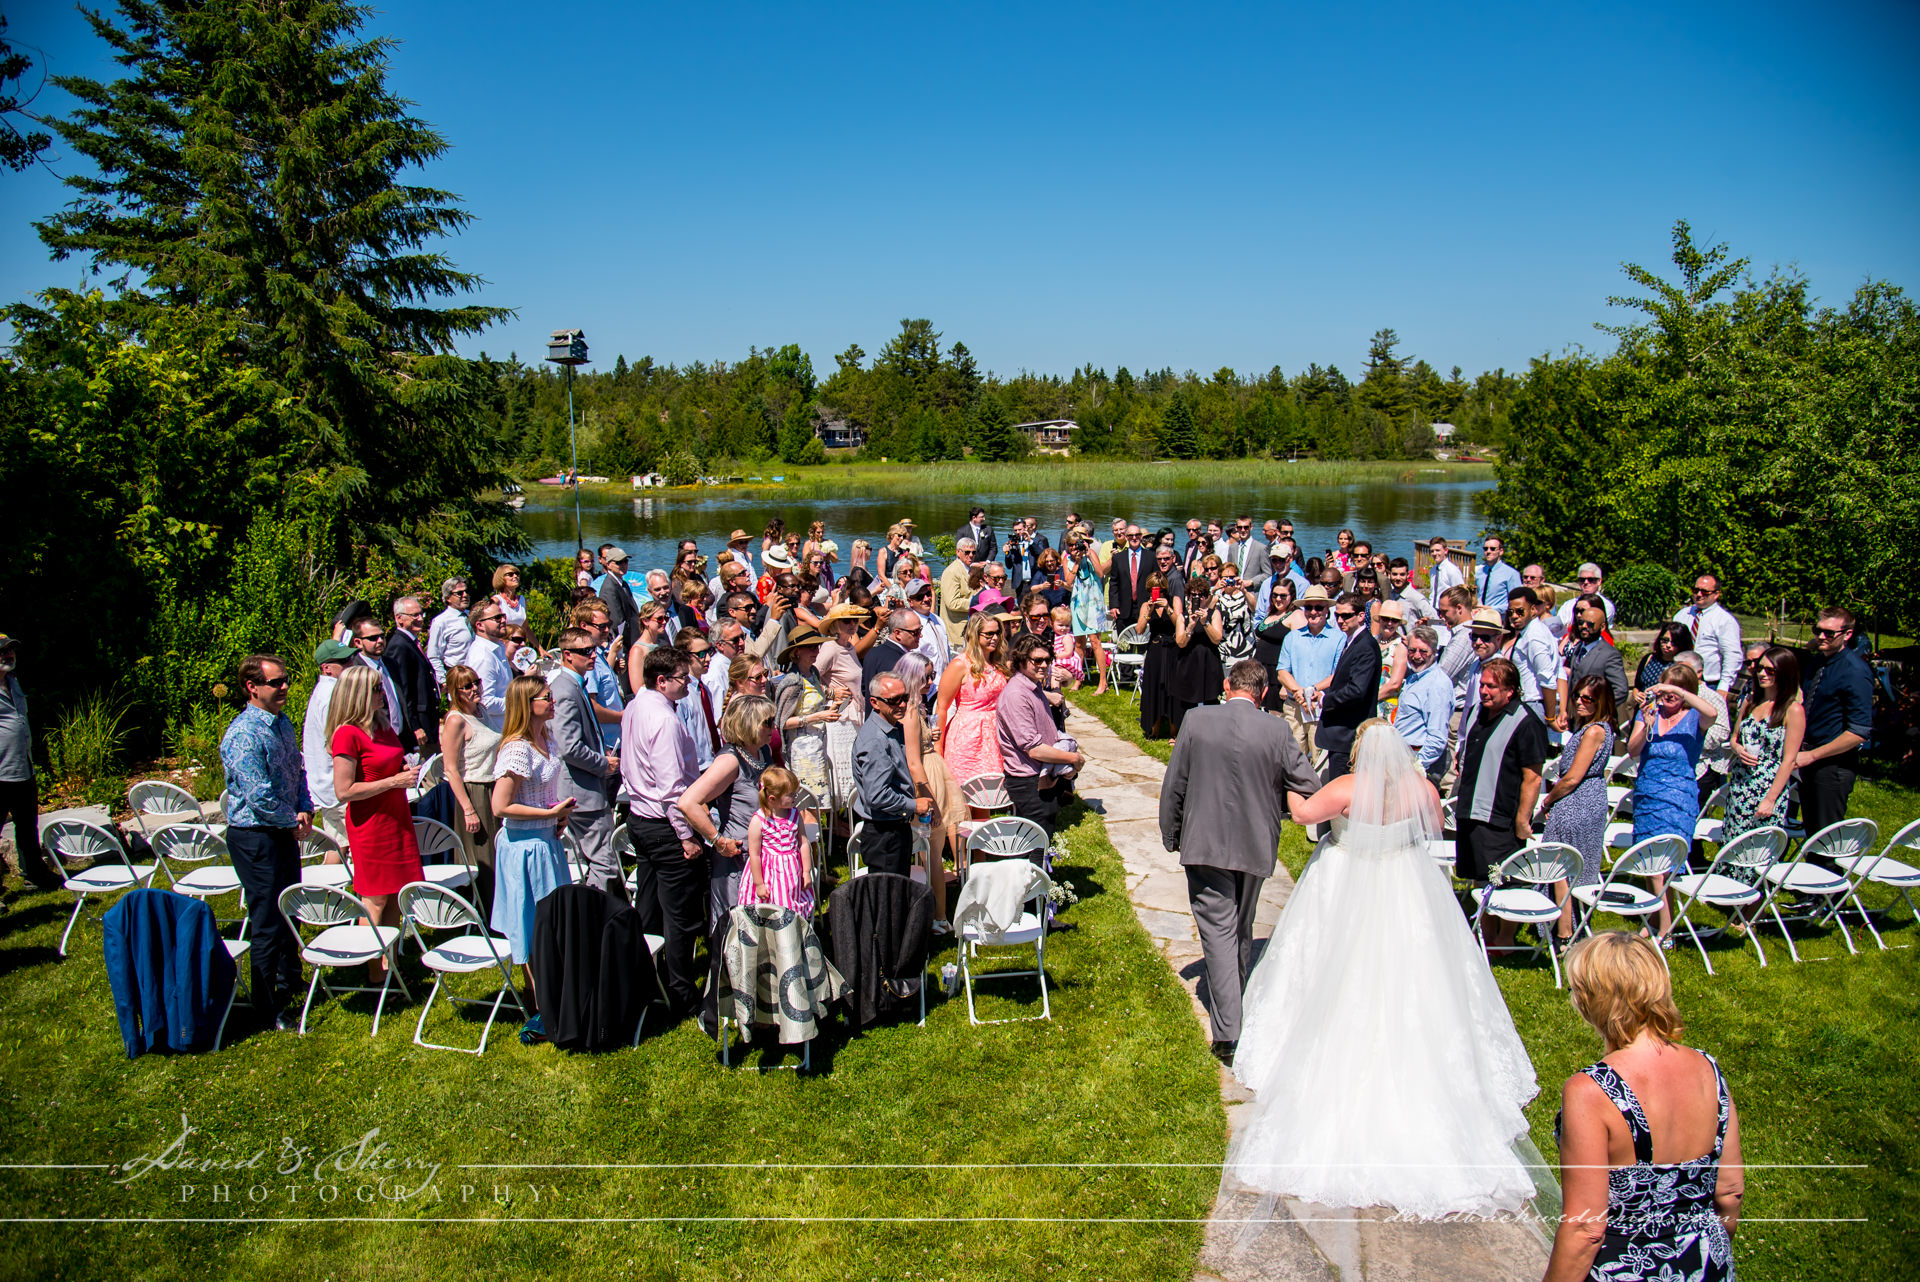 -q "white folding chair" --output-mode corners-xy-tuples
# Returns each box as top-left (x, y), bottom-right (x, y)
(215, 937), (251, 1050)
(1474, 843), (1580, 987)
(1571, 836), (1686, 955)
(299, 826), (352, 888)
(956, 864), (1054, 1026)
(397, 882), (526, 1054)
(1110, 624), (1148, 700)
(405, 753), (445, 804)
(411, 816), (474, 893)
(1764, 819), (1882, 956)
(561, 831), (591, 885)
(42, 818), (162, 956)
(1693, 784), (1730, 845)
(276, 883), (413, 1035)
(1669, 826), (1789, 973)
(126, 780), (203, 842)
(1830, 817), (1920, 925)
(965, 816), (1049, 867)
(955, 773), (1015, 862)
(150, 823), (247, 935)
